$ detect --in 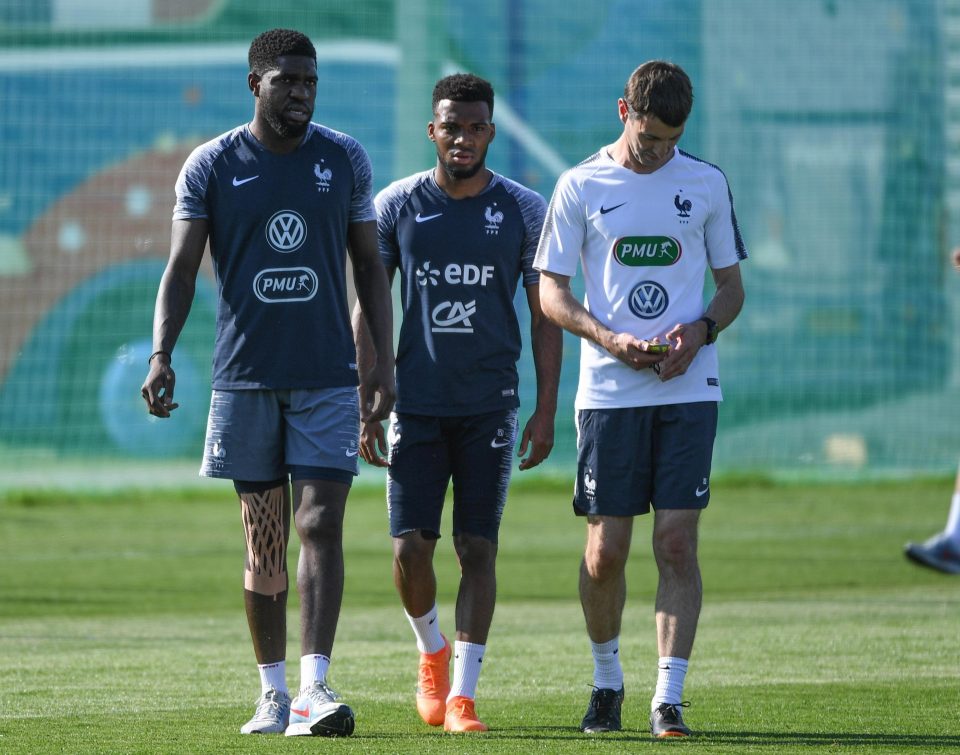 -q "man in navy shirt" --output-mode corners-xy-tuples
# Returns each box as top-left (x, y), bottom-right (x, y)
(355, 73), (562, 732)
(141, 29), (395, 738)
